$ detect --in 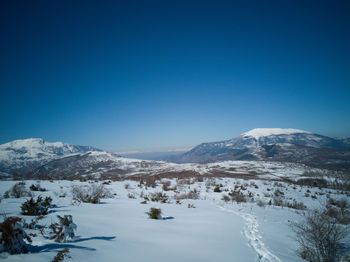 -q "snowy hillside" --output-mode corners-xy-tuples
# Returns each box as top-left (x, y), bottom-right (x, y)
(0, 138), (101, 173)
